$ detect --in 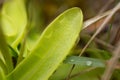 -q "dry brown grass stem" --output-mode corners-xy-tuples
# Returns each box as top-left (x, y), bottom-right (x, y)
(101, 41), (120, 80)
(66, 2), (120, 80)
